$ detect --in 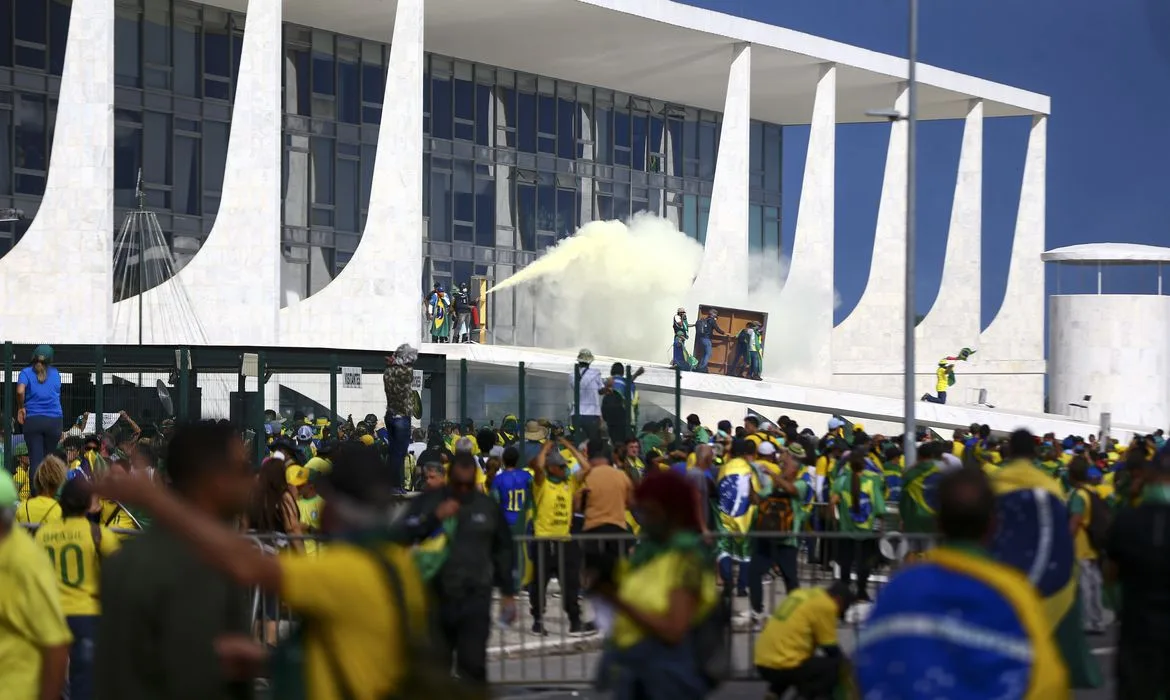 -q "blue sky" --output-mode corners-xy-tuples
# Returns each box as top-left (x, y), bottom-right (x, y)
(684, 0), (1170, 326)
